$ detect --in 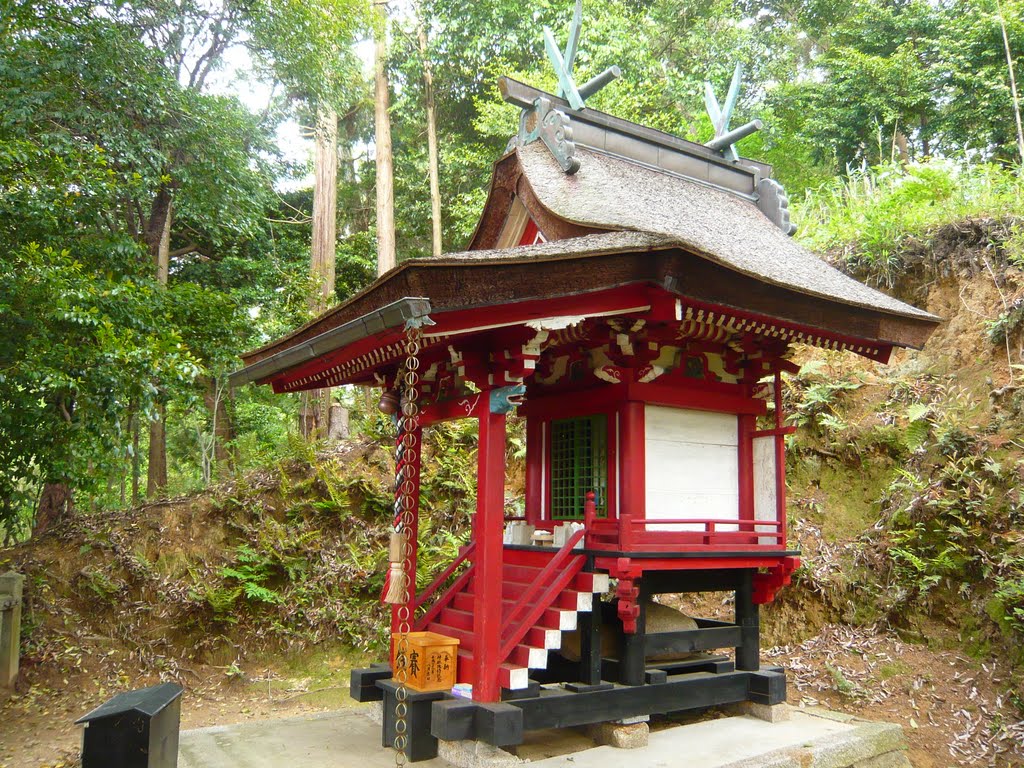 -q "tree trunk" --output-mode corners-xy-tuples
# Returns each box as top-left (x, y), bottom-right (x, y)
(311, 107), (338, 311)
(893, 130), (910, 165)
(301, 107), (339, 440)
(147, 402), (168, 497)
(131, 407), (140, 506)
(35, 482), (72, 534)
(340, 114), (369, 231)
(374, 0), (396, 276)
(203, 377), (235, 475)
(146, 192), (172, 497)
(419, 25), (443, 257)
(997, 0), (1024, 164)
